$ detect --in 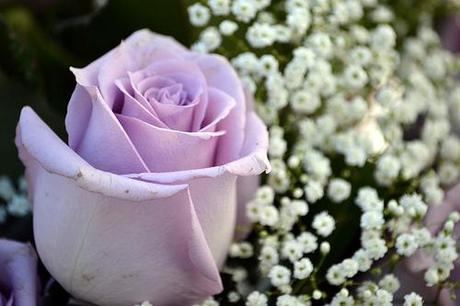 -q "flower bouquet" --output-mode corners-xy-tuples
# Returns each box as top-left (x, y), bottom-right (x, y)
(0, 0), (459, 305)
